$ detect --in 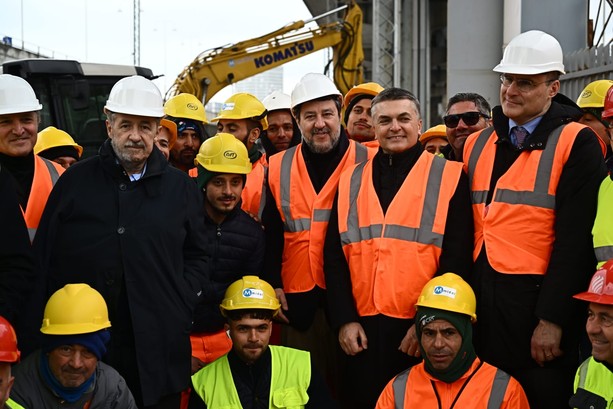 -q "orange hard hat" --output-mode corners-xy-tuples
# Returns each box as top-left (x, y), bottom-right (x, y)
(0, 316), (20, 363)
